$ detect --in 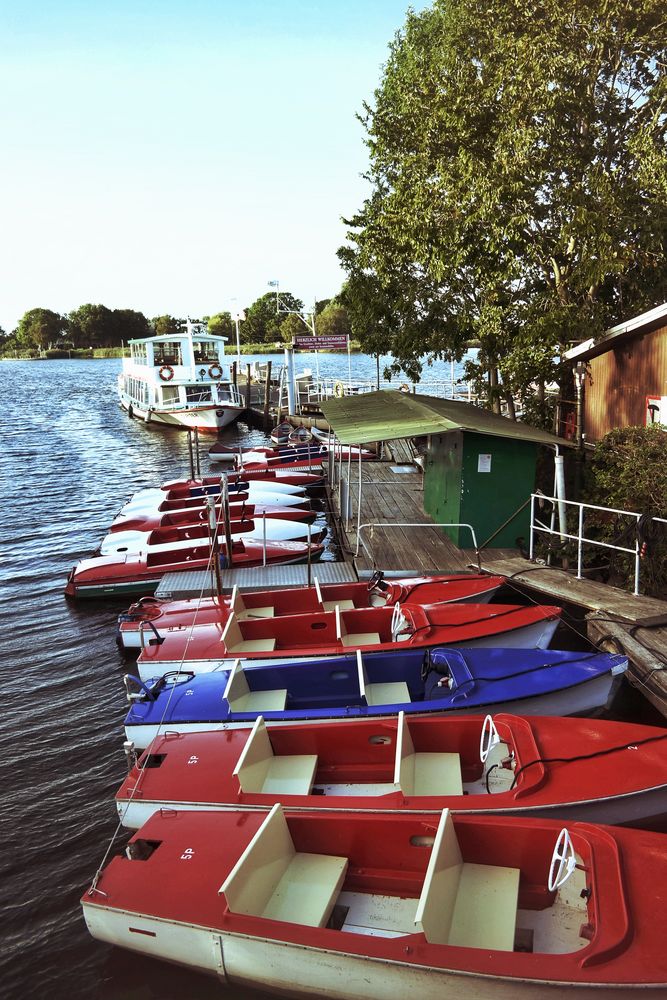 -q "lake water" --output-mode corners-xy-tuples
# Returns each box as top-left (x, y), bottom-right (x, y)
(1, 353), (659, 1000)
(0, 352), (472, 1000)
